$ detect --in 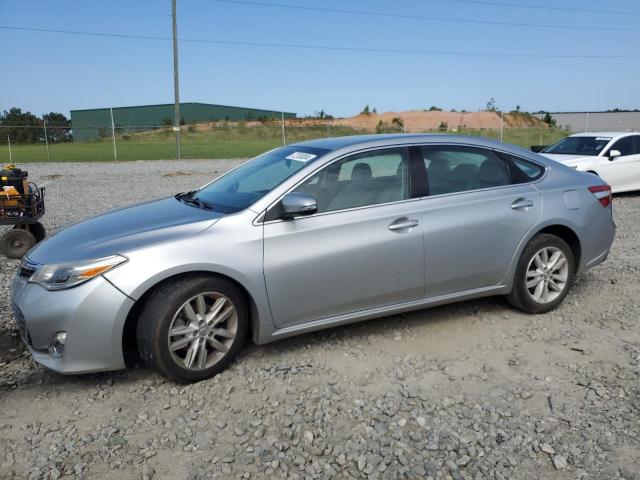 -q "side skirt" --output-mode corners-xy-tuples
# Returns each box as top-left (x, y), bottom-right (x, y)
(257, 284), (509, 344)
